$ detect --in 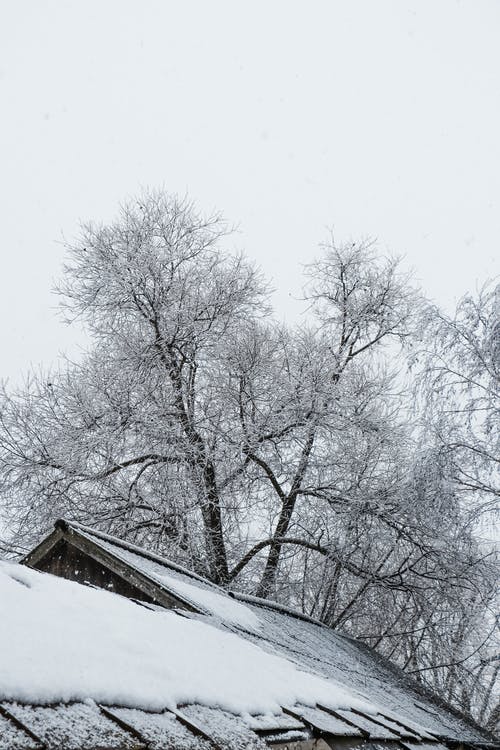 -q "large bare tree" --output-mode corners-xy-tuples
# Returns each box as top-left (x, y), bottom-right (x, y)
(0, 190), (497, 728)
